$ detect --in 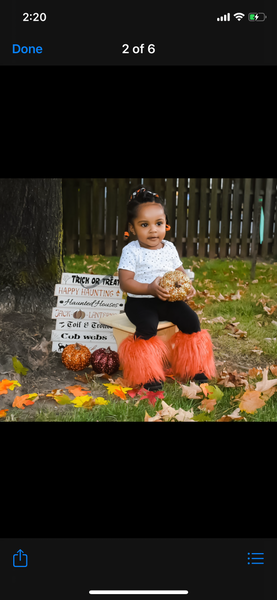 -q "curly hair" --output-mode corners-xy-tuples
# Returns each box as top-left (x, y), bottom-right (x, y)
(124, 186), (171, 241)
